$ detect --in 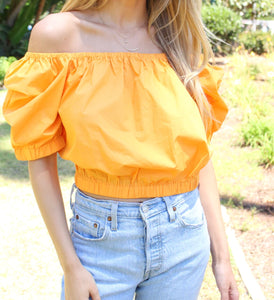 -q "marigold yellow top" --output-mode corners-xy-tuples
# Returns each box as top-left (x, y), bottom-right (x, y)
(3, 52), (228, 198)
